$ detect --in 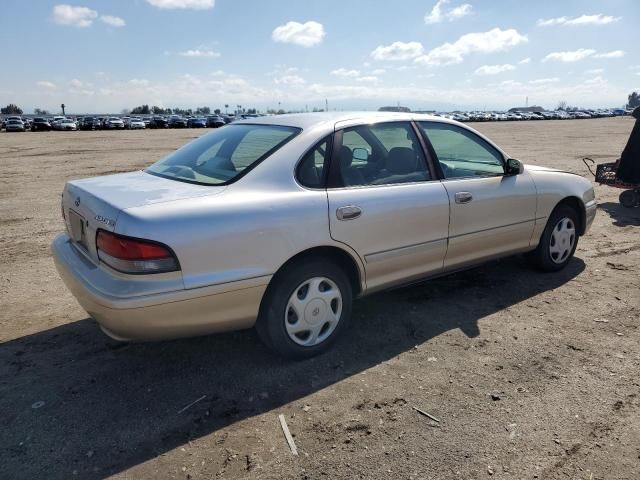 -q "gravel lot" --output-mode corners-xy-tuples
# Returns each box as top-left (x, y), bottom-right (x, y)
(1, 118), (639, 480)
